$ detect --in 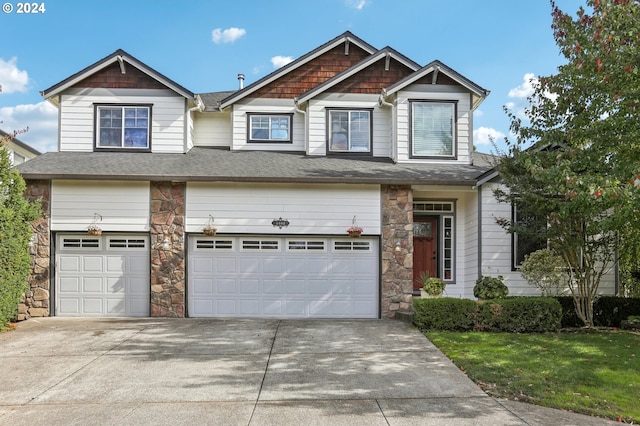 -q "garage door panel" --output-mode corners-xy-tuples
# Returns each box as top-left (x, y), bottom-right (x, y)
(82, 298), (103, 314)
(59, 256), (80, 272)
(82, 256), (103, 273)
(82, 277), (104, 293)
(56, 234), (149, 317)
(188, 236), (378, 318)
(217, 278), (237, 294)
